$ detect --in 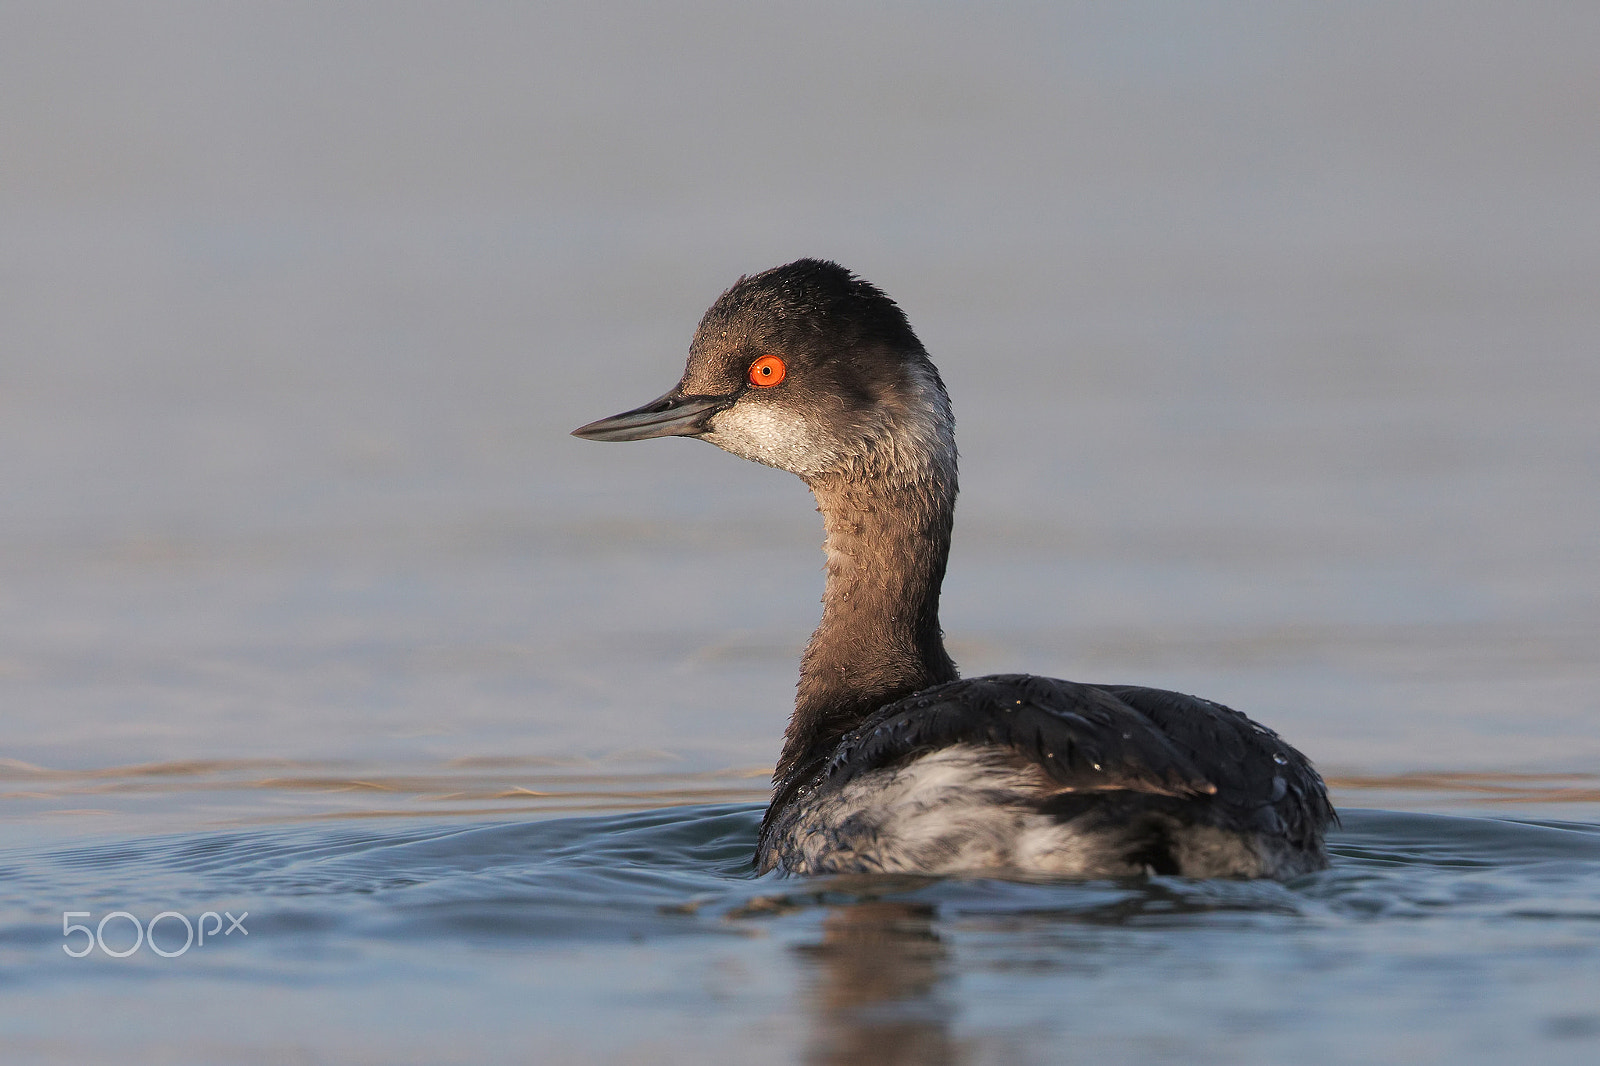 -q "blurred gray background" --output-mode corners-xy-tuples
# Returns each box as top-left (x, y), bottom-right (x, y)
(2, 2), (1597, 791)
